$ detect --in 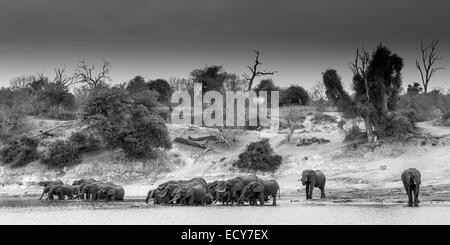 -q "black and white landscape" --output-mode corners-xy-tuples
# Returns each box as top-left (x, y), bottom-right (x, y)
(0, 0), (450, 225)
